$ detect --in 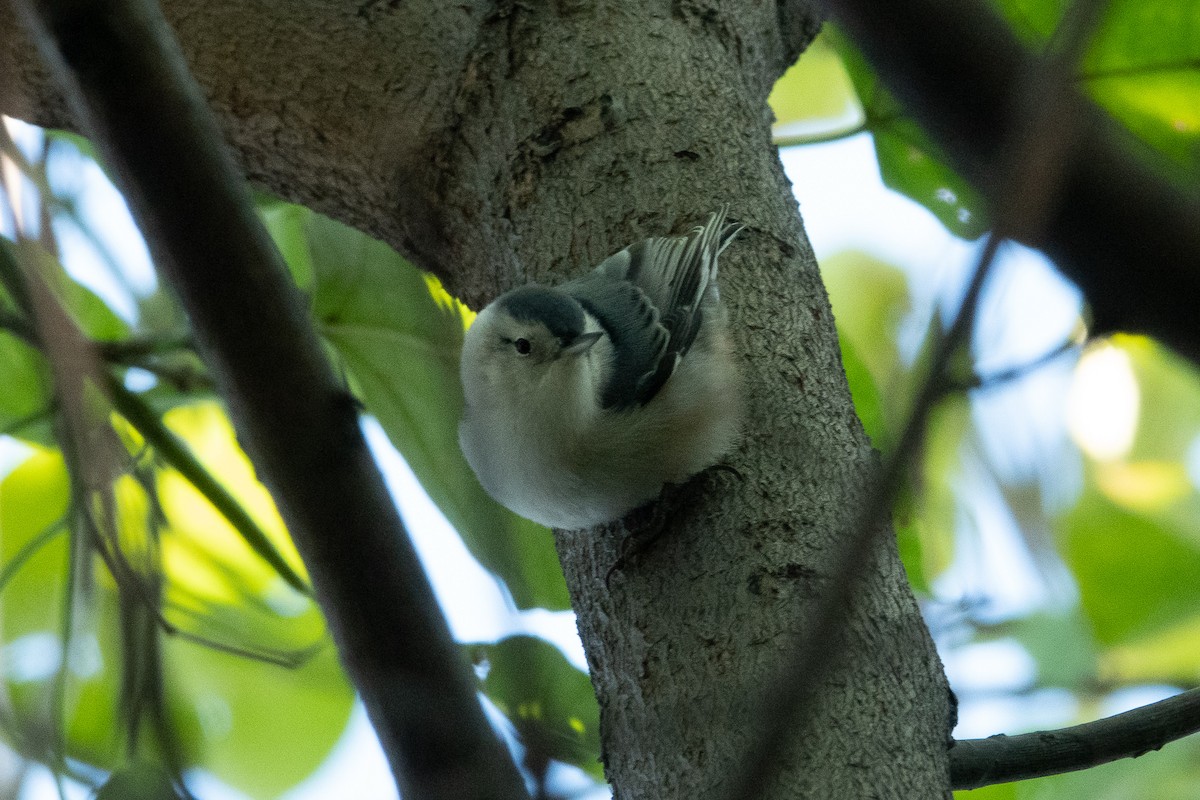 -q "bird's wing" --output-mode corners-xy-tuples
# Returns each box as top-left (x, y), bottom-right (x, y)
(564, 208), (740, 409)
(562, 267), (669, 410)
